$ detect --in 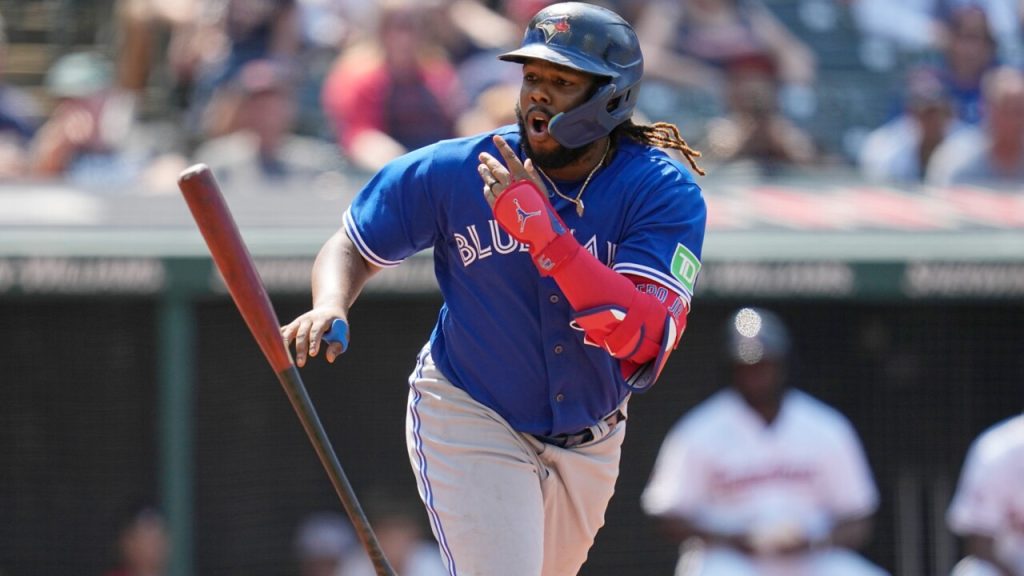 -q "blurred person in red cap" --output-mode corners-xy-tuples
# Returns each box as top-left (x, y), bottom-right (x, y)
(320, 0), (465, 173)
